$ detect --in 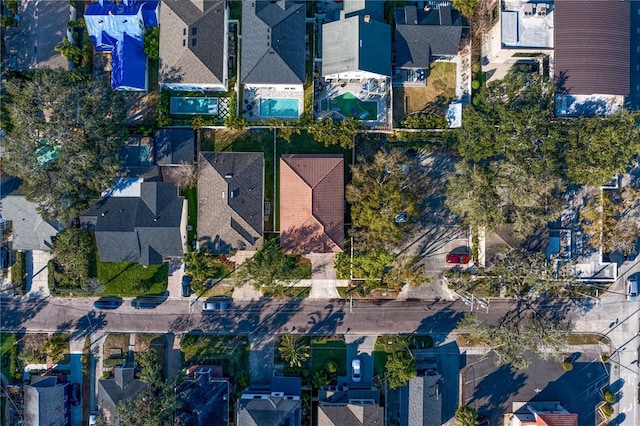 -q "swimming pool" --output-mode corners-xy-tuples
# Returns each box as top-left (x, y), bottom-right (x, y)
(170, 97), (219, 115)
(259, 98), (299, 118)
